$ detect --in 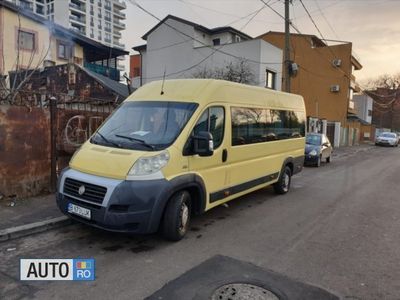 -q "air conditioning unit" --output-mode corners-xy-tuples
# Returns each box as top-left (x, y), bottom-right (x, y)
(330, 85), (340, 92)
(332, 59), (342, 67)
